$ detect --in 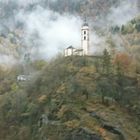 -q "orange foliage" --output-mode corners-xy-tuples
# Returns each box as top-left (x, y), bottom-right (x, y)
(99, 128), (111, 140)
(114, 53), (132, 71)
(99, 127), (106, 136)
